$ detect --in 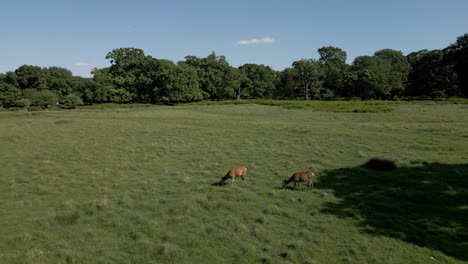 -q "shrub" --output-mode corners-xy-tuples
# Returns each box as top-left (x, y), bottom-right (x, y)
(0, 82), (21, 108)
(61, 94), (83, 109)
(363, 158), (397, 171)
(23, 89), (58, 108)
(15, 98), (31, 108)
